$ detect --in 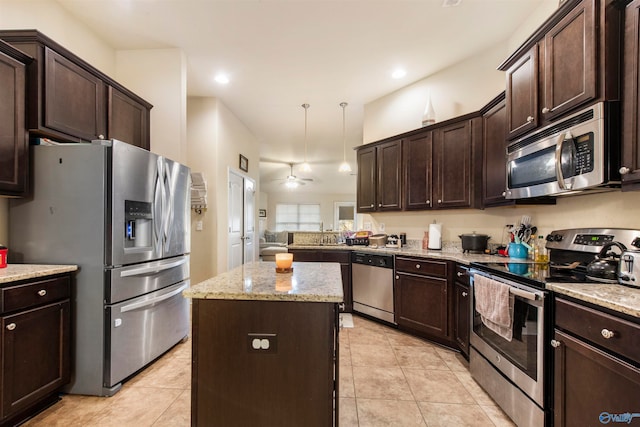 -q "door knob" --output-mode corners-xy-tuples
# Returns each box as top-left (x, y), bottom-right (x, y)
(6, 323), (16, 331)
(601, 328), (616, 339)
(37, 289), (47, 297)
(620, 166), (630, 175)
(462, 292), (468, 297)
